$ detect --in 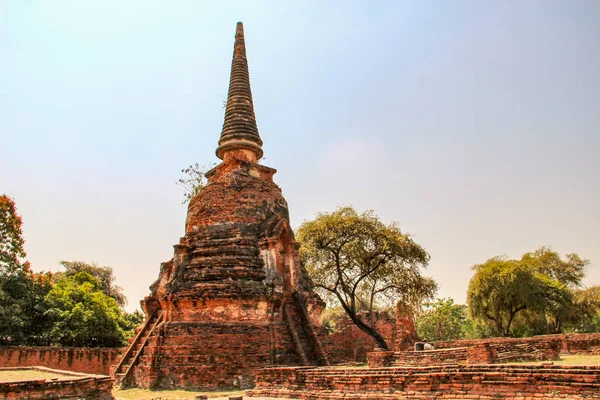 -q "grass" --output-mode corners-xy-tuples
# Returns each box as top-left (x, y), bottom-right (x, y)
(519, 354), (600, 366)
(0, 369), (75, 383)
(113, 388), (245, 400)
